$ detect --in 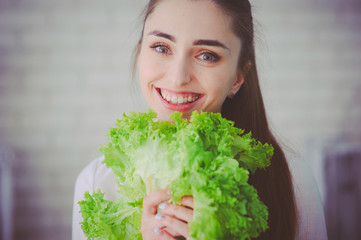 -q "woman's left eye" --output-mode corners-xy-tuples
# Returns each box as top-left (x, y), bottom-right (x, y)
(155, 46), (169, 54)
(150, 43), (171, 55)
(197, 52), (220, 63)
